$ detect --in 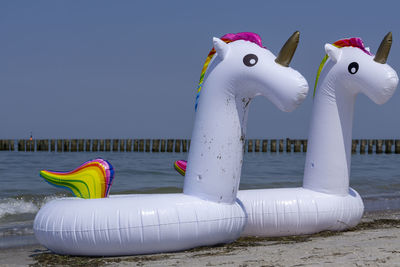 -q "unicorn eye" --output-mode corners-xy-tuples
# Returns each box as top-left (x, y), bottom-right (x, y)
(348, 62), (359, 74)
(243, 54), (258, 67)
